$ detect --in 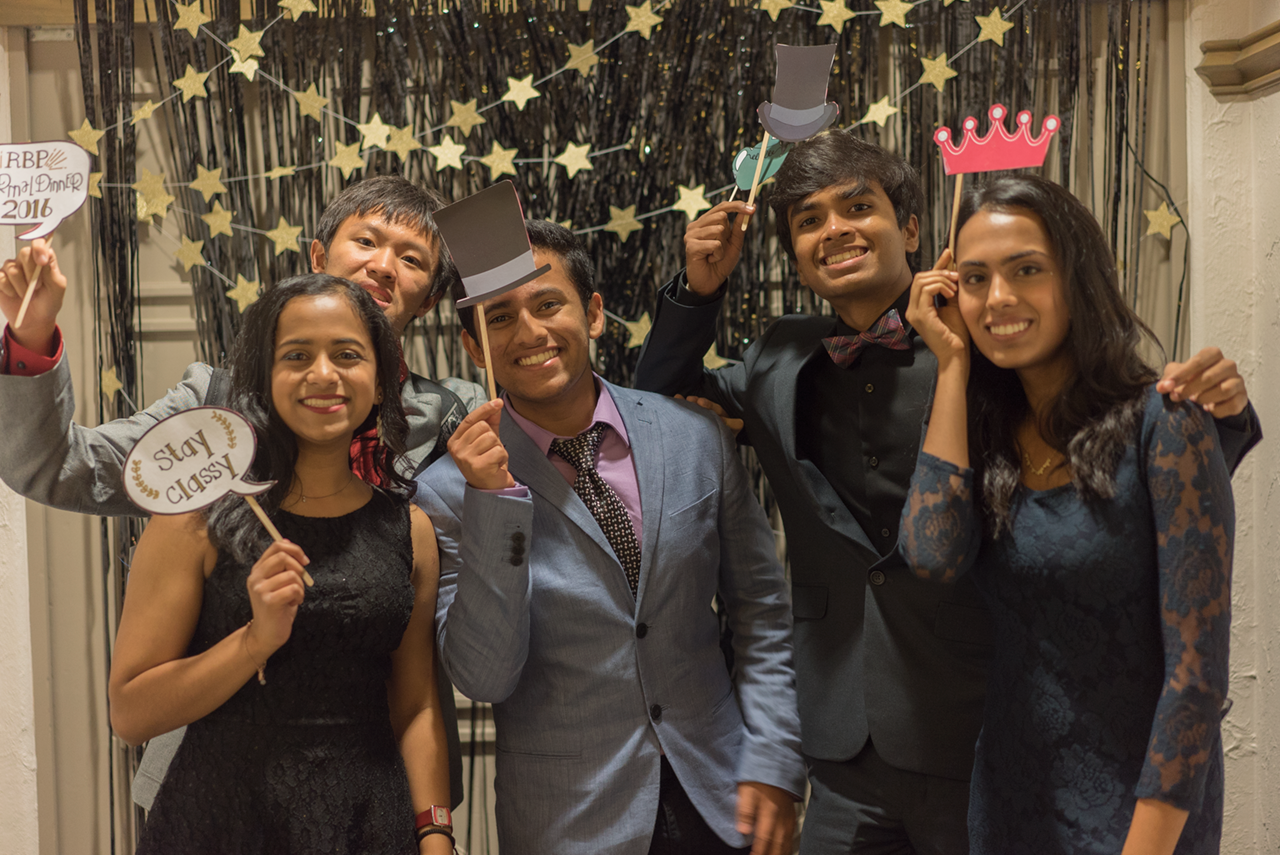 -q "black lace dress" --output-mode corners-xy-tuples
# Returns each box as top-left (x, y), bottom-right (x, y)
(136, 491), (419, 855)
(899, 387), (1234, 854)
